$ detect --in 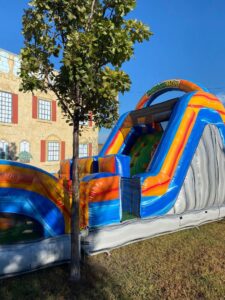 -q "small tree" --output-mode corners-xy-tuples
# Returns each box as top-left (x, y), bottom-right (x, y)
(20, 0), (151, 281)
